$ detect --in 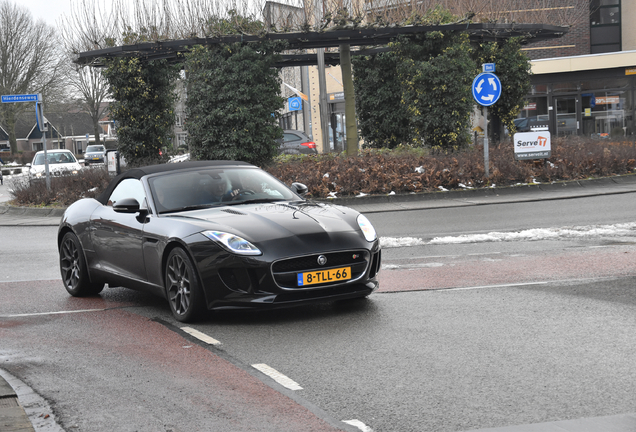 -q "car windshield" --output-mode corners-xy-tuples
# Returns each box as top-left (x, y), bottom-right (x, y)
(149, 167), (299, 214)
(33, 152), (77, 165)
(86, 145), (104, 153)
